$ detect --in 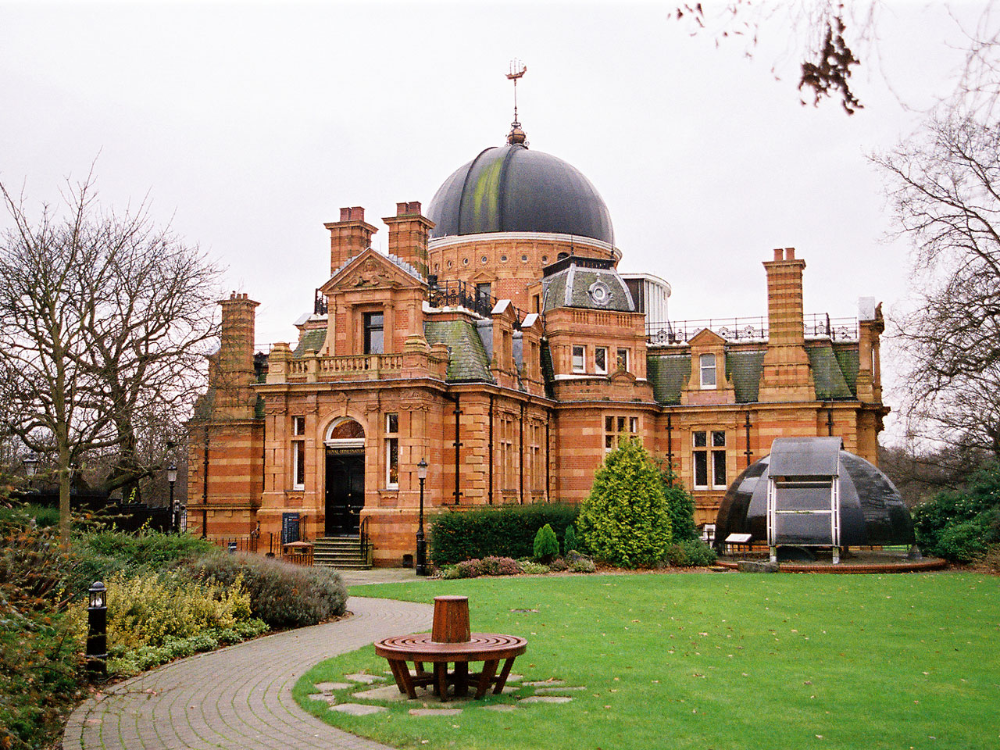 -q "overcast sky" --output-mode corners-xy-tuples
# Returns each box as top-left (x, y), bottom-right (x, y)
(0, 1), (990, 443)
